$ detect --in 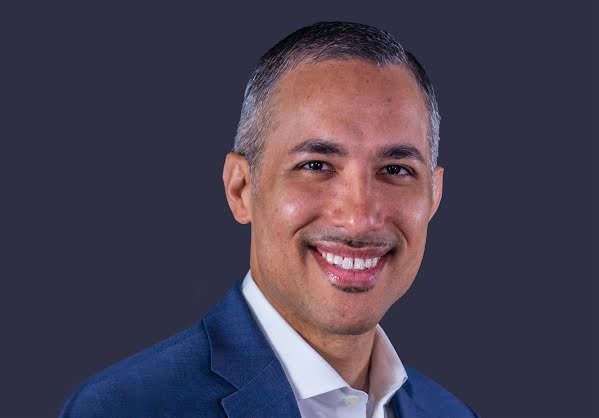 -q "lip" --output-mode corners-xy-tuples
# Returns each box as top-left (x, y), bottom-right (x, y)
(312, 243), (390, 259)
(309, 247), (388, 291)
